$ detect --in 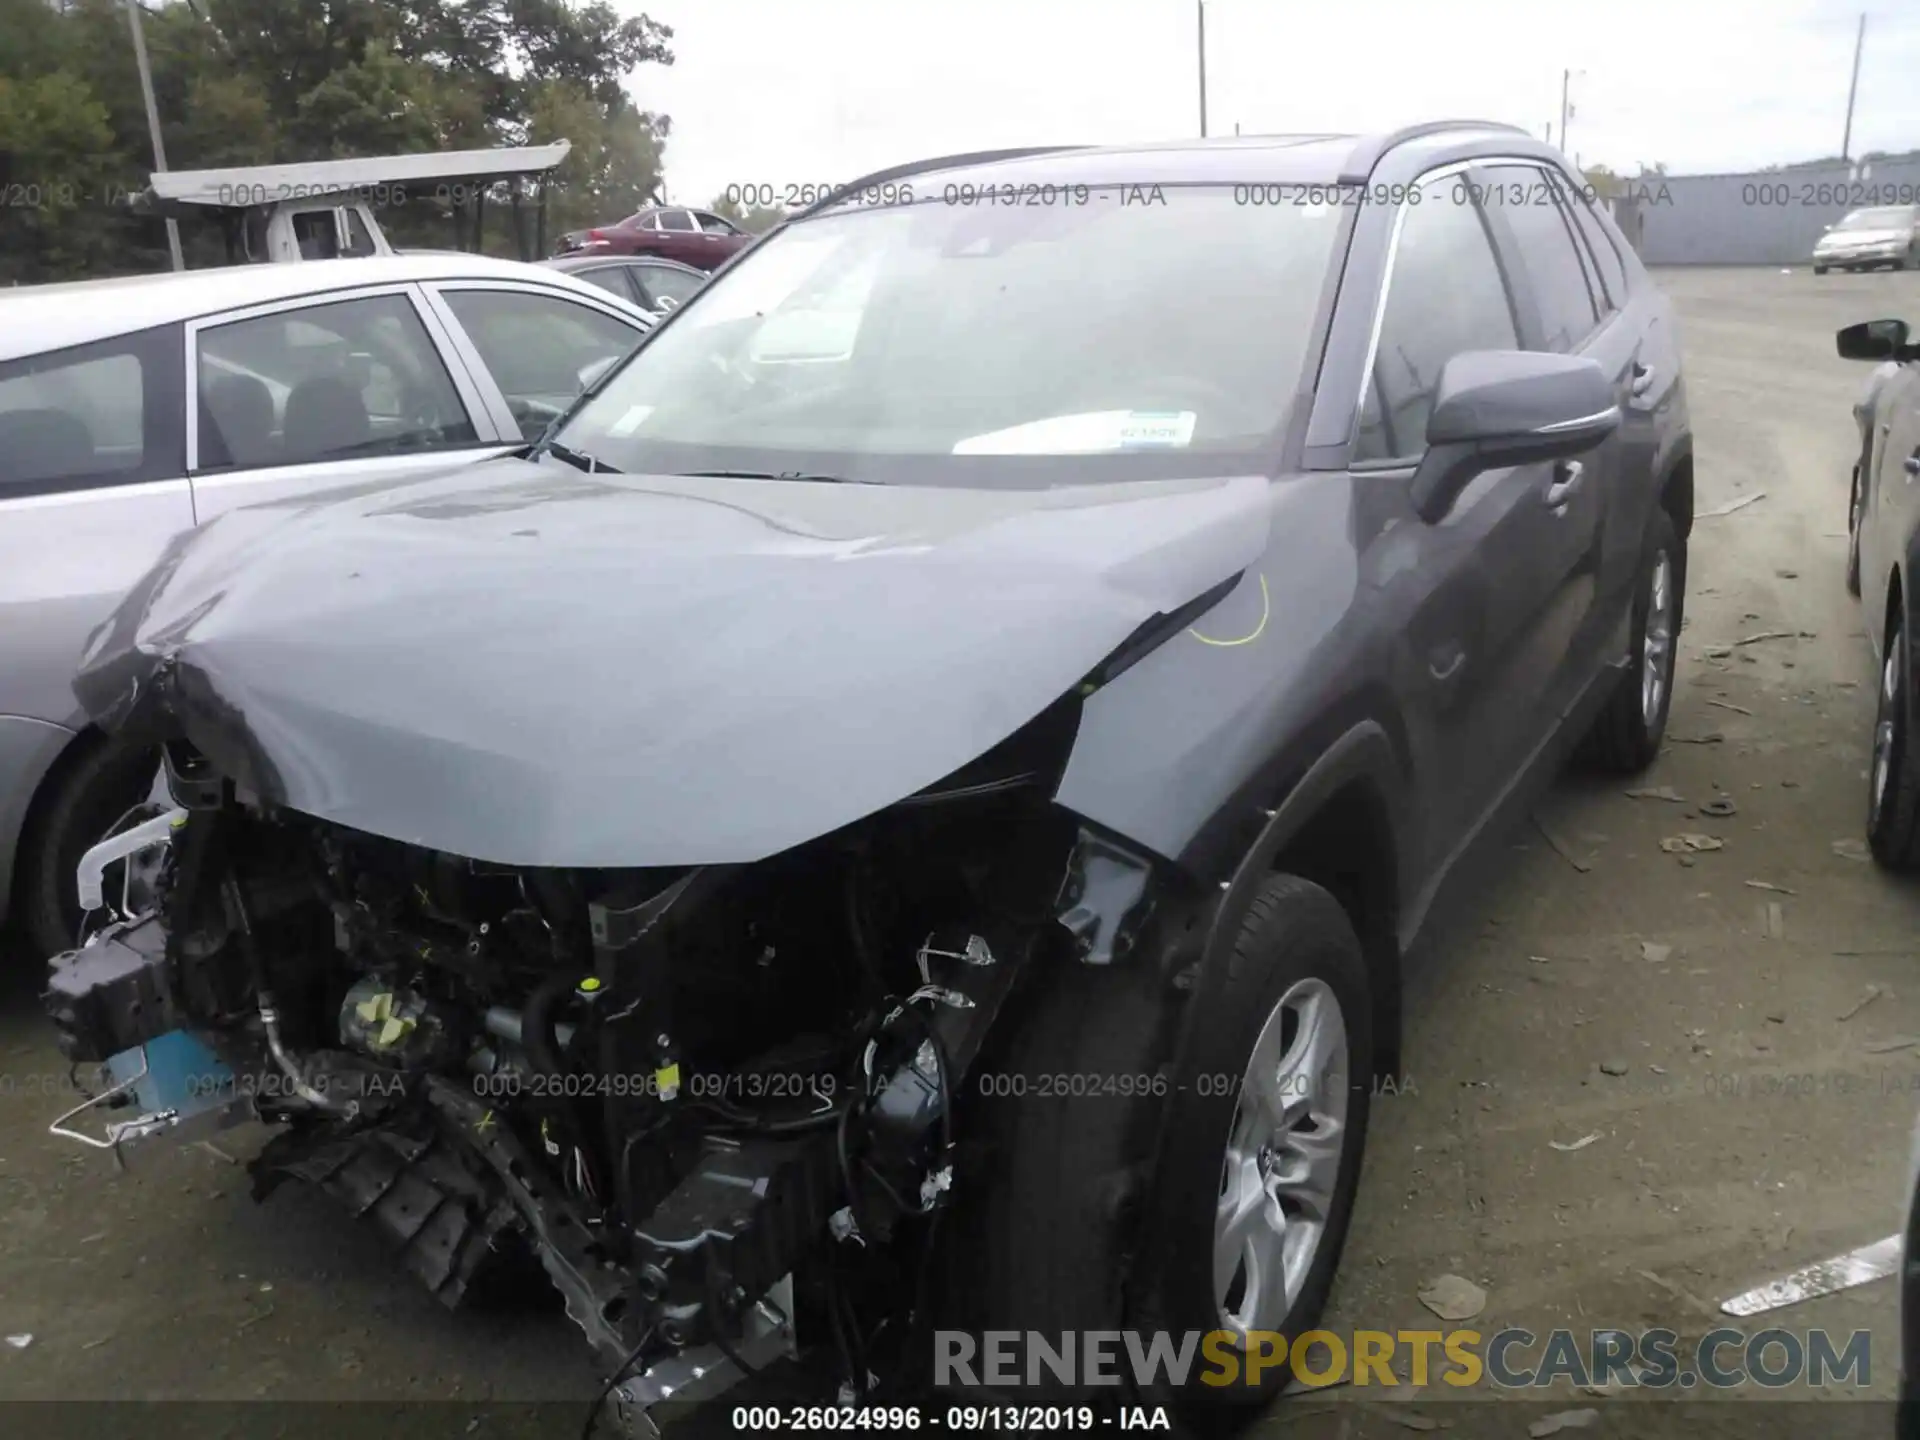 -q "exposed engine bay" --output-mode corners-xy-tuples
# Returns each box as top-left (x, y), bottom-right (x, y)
(43, 711), (1174, 1431)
